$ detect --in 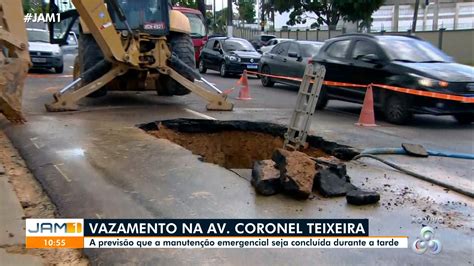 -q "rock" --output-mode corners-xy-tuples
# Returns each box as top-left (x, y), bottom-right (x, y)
(272, 149), (316, 199)
(251, 160), (281, 196)
(0, 163), (5, 175)
(314, 169), (356, 197)
(346, 190), (380, 205)
(313, 156), (347, 180)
